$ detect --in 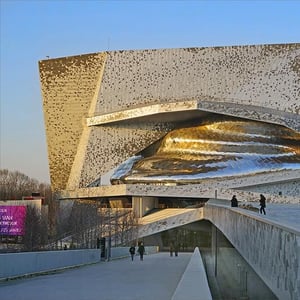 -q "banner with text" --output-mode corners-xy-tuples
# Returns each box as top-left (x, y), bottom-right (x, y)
(0, 206), (26, 236)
